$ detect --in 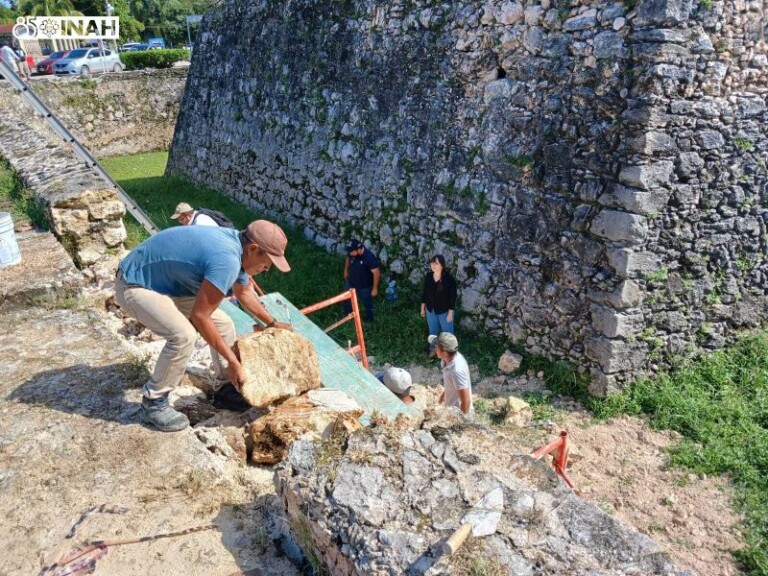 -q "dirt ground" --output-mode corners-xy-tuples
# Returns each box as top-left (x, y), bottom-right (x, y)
(423, 372), (744, 576)
(555, 410), (743, 576)
(471, 389), (743, 576)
